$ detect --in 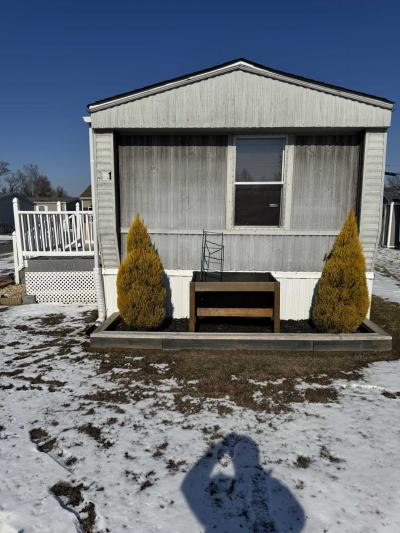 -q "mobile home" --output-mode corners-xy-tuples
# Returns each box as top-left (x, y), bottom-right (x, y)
(85, 59), (393, 320)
